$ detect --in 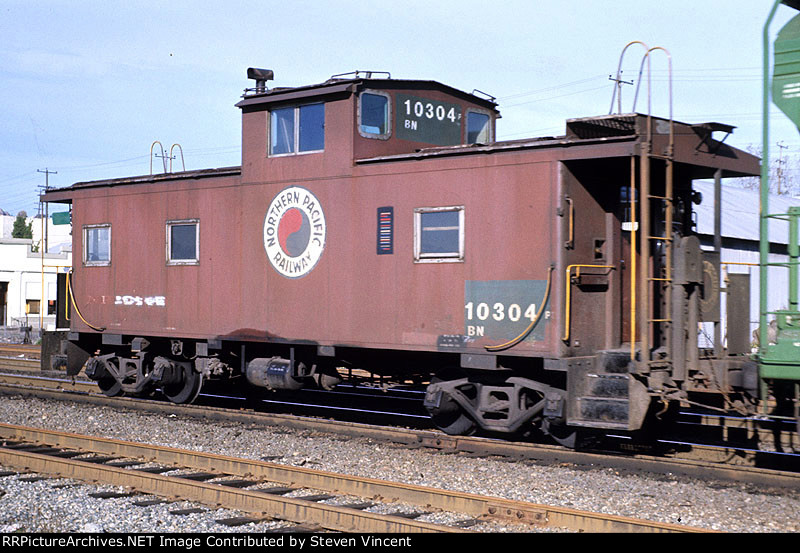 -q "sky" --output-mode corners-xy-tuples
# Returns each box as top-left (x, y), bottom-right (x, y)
(1, 0), (799, 217)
